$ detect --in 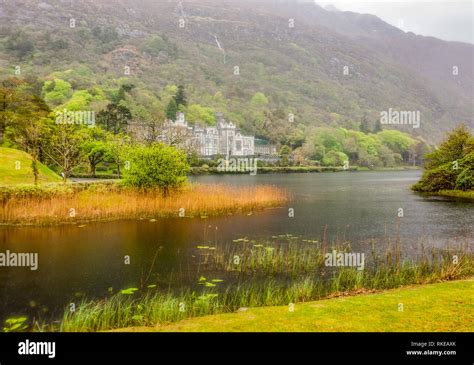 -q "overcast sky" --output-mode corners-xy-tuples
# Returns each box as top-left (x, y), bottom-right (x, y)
(315, 1), (473, 44)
